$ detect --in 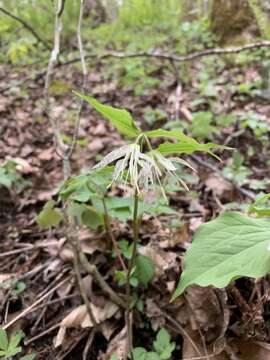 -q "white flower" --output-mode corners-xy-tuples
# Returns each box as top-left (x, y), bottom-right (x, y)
(92, 144), (195, 196)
